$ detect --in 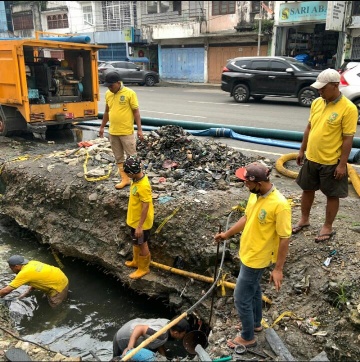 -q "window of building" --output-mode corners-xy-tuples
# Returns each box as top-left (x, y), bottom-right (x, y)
(251, 1), (260, 13)
(212, 1), (235, 16)
(83, 5), (93, 25)
(47, 14), (69, 29)
(352, 1), (360, 15)
(12, 12), (34, 30)
(147, 1), (158, 14)
(173, 1), (181, 14)
(102, 1), (132, 30)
